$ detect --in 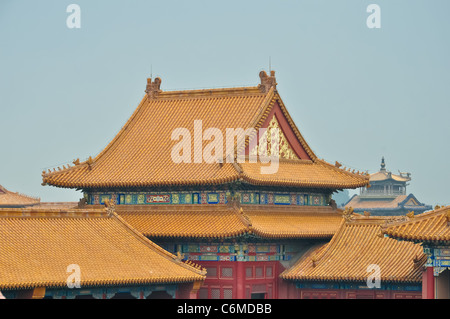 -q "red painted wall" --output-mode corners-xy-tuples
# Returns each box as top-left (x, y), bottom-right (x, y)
(422, 267), (435, 299)
(187, 260), (422, 299)
(195, 261), (280, 299)
(297, 289), (421, 299)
